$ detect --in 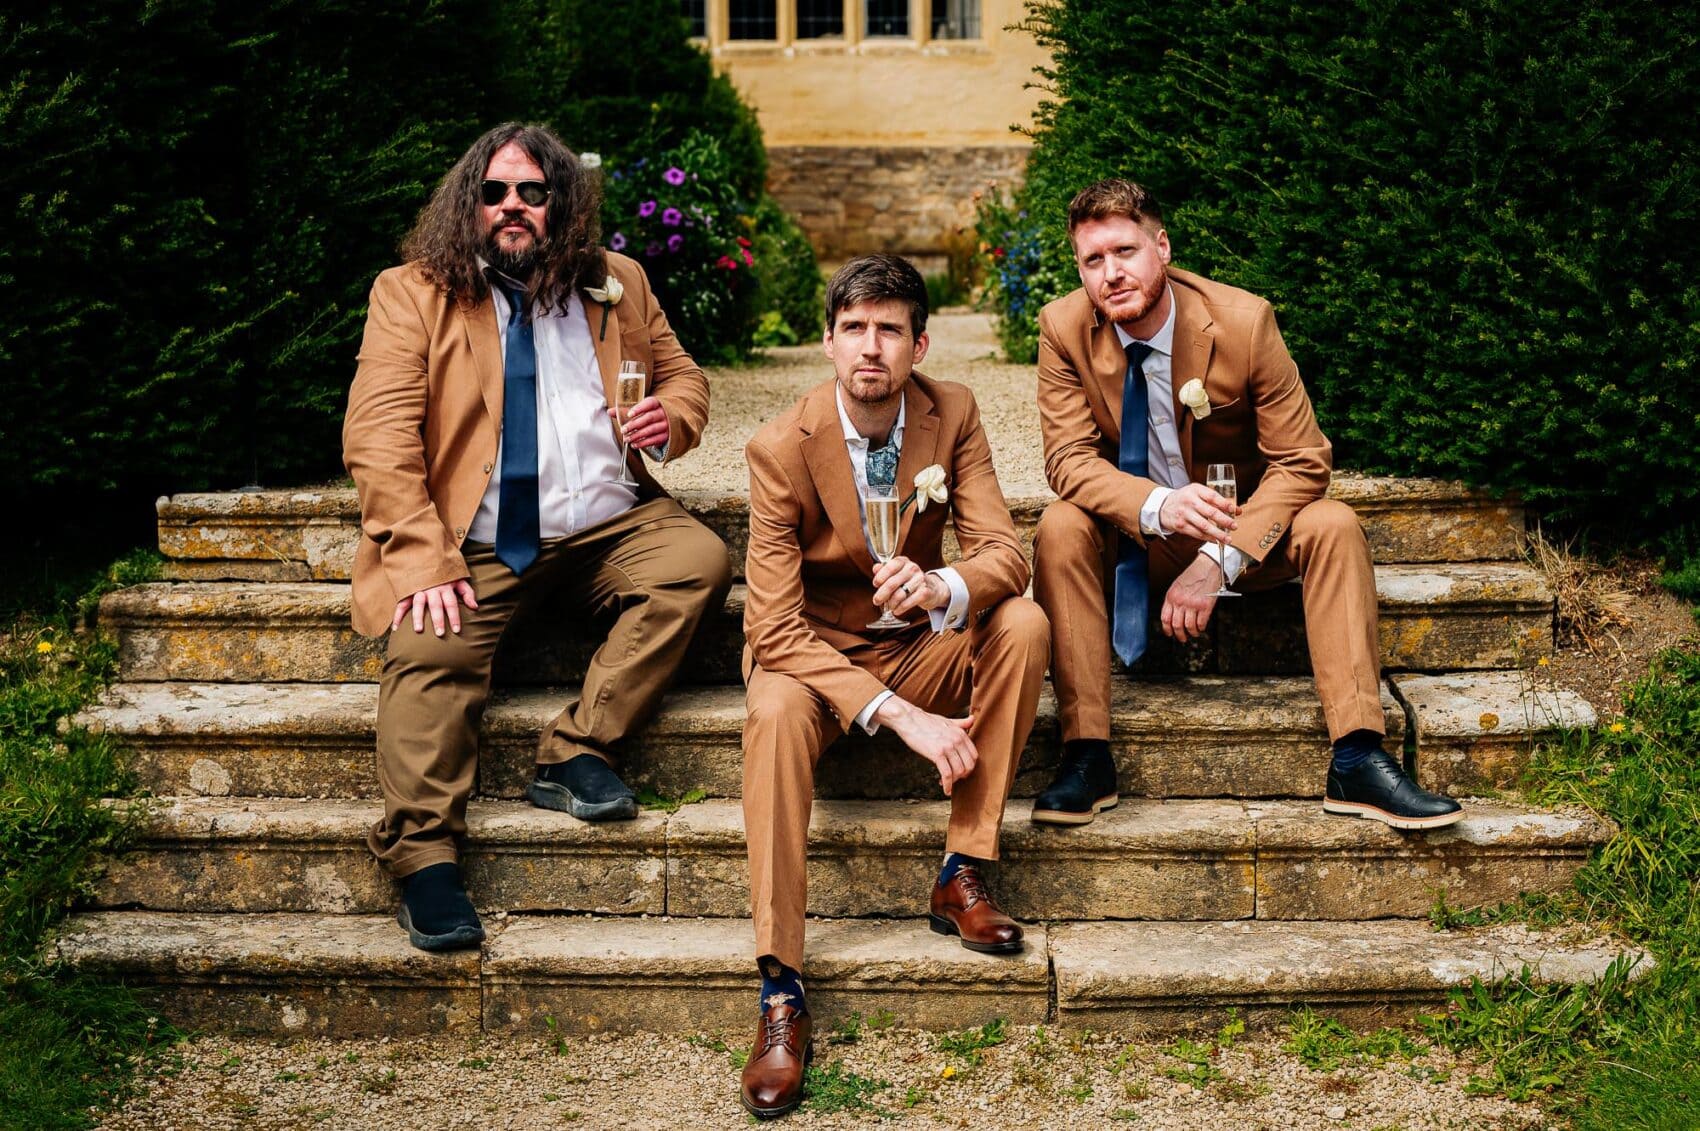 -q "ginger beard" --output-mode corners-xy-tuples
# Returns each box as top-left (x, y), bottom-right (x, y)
(1071, 214), (1171, 333)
